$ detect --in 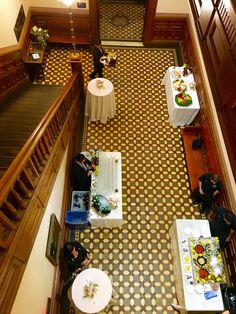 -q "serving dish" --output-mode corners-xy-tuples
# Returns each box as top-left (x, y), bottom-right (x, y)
(175, 93), (192, 106)
(171, 69), (182, 79)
